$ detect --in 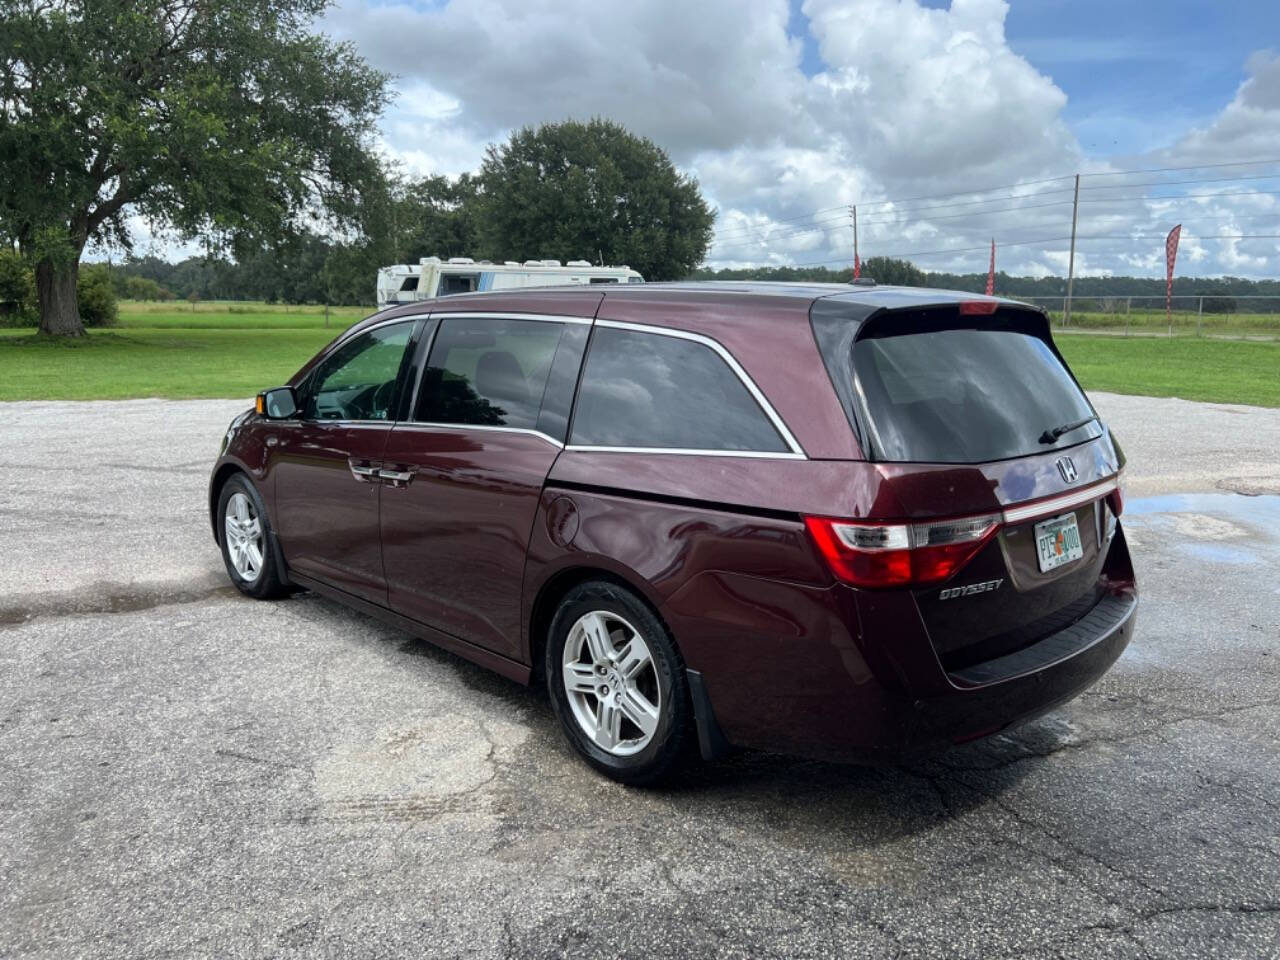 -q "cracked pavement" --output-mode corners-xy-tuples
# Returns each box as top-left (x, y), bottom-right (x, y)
(1, 393), (1278, 959)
